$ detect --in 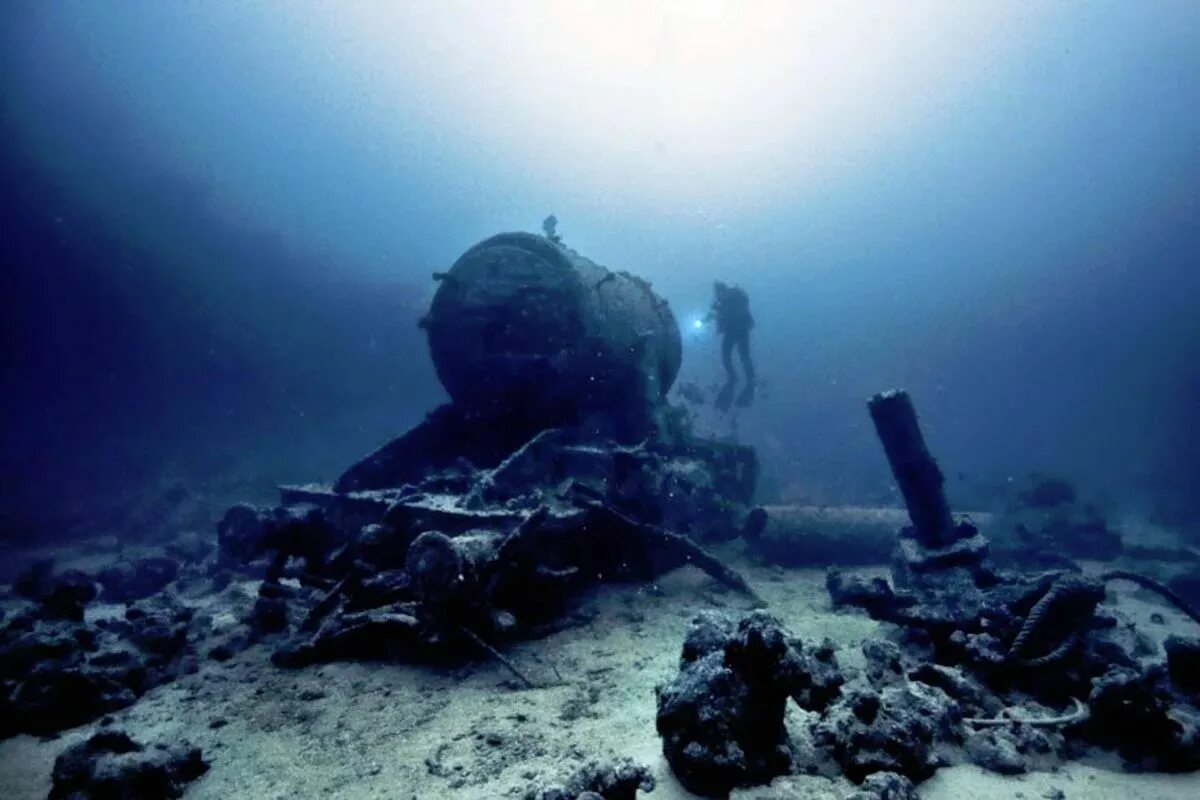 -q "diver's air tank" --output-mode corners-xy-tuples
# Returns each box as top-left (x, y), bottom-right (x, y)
(421, 233), (681, 433)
